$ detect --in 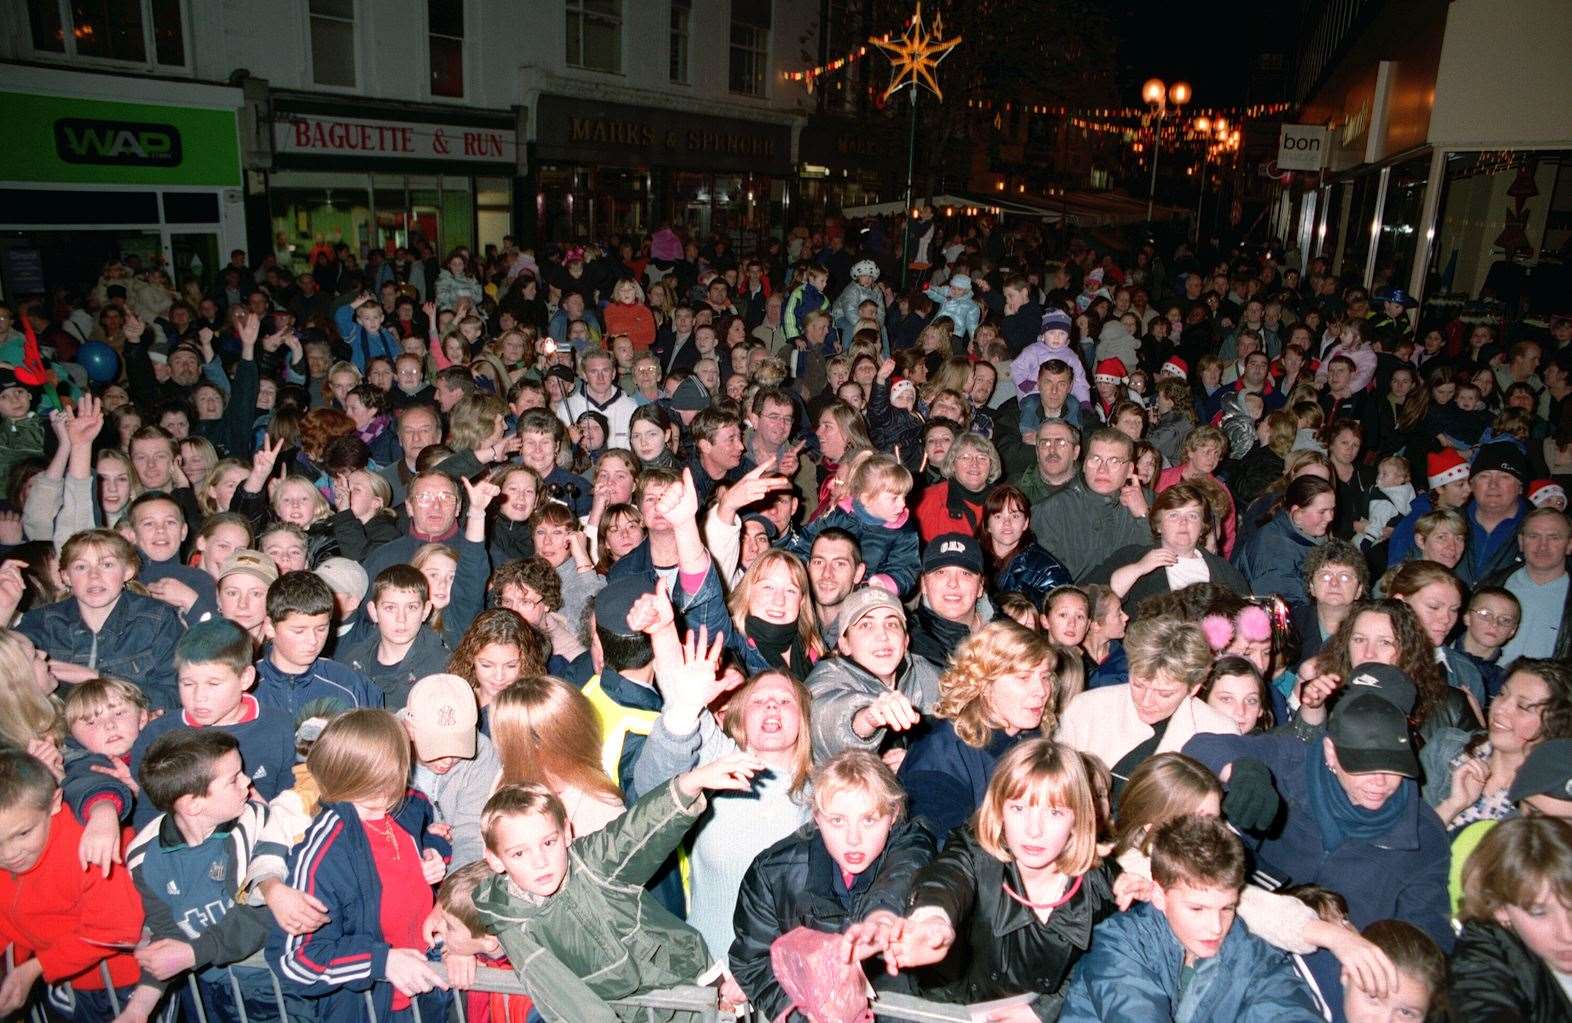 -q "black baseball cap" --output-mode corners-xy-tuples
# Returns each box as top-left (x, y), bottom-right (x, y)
(1507, 738), (1572, 804)
(922, 533), (982, 574)
(1342, 662), (1417, 716)
(1328, 693), (1419, 777)
(593, 575), (654, 639)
